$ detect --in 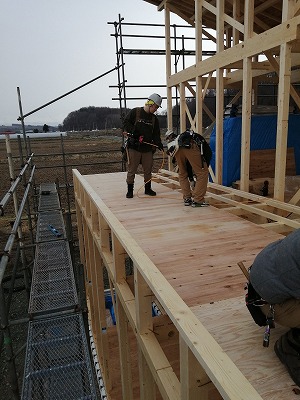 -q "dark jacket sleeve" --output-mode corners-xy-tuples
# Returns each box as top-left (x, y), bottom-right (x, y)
(123, 109), (136, 134)
(250, 229), (300, 304)
(152, 117), (162, 147)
